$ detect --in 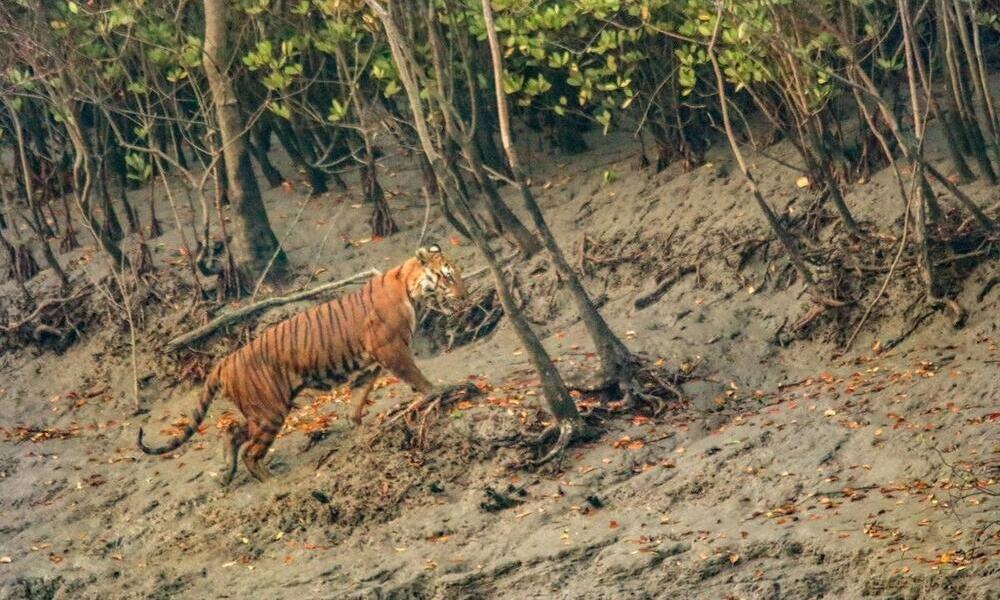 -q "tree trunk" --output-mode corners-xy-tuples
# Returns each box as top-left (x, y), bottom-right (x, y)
(246, 134), (283, 188)
(365, 0), (582, 434)
(272, 116), (328, 196)
(202, 0), (286, 287)
(422, 2), (540, 257)
(172, 122), (190, 171)
(705, 11), (814, 287)
(6, 99), (70, 288)
(332, 46), (397, 238)
(480, 0), (637, 388)
(0, 179), (39, 290)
